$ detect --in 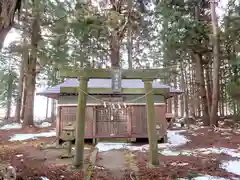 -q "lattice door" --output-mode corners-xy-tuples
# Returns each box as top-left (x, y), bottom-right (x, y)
(96, 106), (128, 137)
